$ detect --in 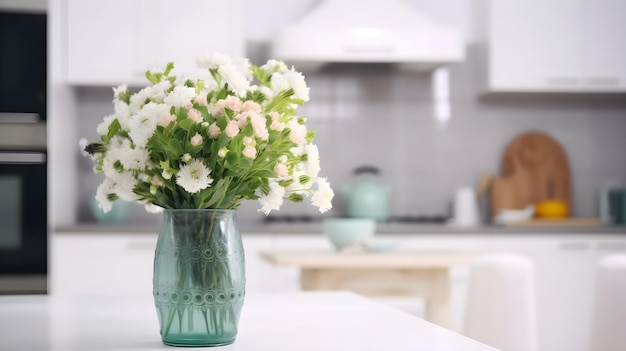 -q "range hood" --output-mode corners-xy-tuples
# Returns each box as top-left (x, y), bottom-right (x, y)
(271, 0), (465, 71)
